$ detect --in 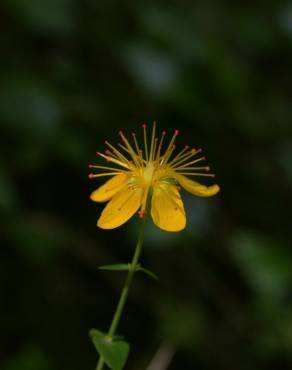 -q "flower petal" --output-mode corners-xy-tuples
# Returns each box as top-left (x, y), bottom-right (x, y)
(90, 174), (128, 202)
(175, 174), (220, 197)
(151, 185), (186, 232)
(97, 186), (142, 229)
